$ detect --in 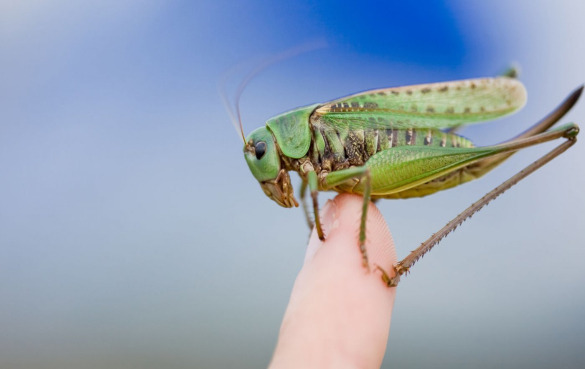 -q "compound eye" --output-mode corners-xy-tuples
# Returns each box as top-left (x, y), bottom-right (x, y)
(255, 141), (266, 160)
